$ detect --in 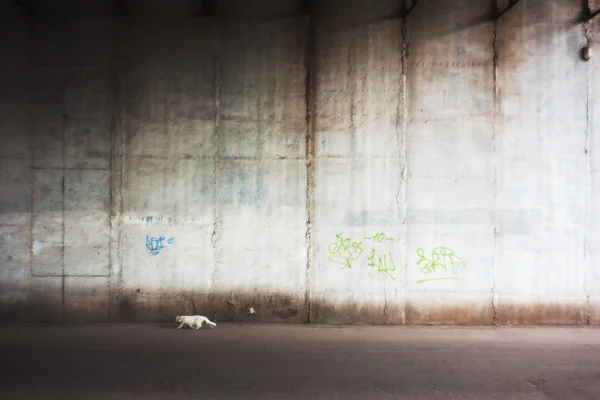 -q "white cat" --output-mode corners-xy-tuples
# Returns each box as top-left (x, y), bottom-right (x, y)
(175, 315), (217, 329)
